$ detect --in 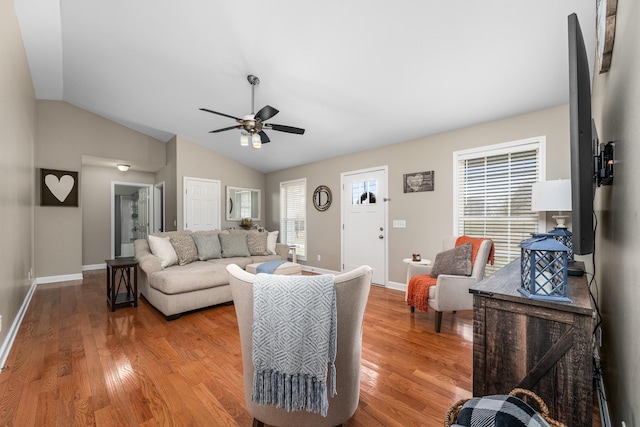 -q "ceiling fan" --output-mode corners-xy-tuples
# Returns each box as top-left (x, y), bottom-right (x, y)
(200, 75), (305, 148)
